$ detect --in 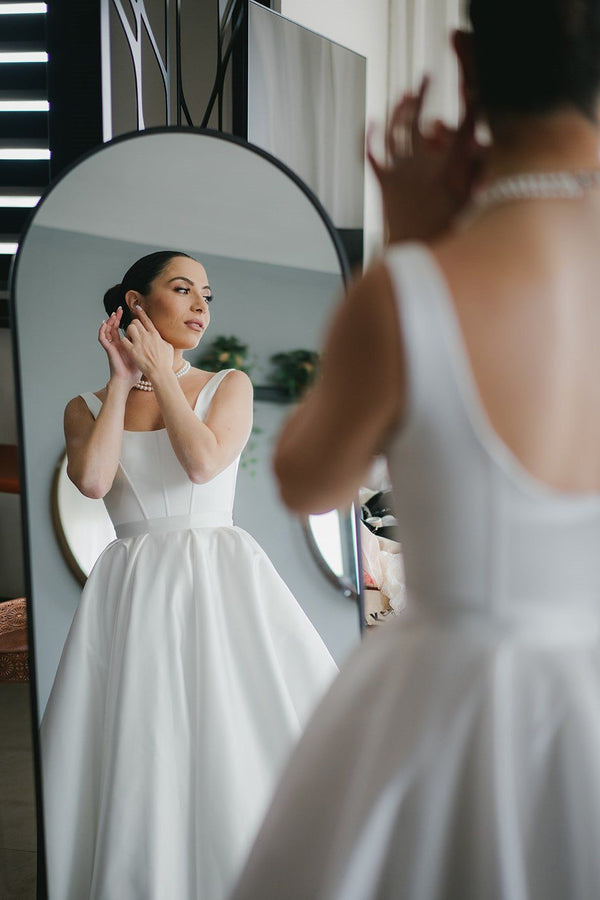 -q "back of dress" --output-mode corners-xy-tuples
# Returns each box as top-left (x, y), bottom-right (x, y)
(386, 243), (600, 631)
(231, 242), (600, 900)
